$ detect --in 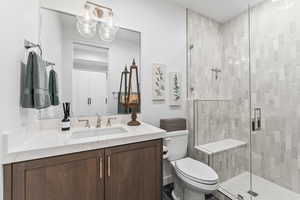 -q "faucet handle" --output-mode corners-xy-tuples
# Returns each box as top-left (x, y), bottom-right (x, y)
(106, 117), (117, 127)
(96, 114), (102, 128)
